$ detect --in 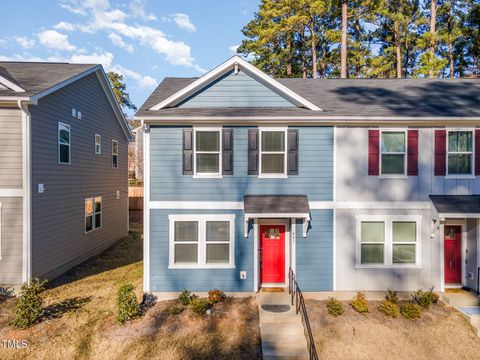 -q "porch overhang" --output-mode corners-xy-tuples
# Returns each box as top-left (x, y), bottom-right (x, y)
(430, 195), (480, 220)
(243, 195), (310, 238)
